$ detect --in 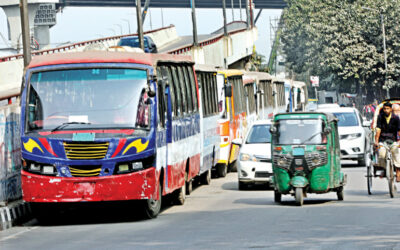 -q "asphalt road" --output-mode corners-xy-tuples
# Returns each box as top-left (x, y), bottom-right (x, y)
(2, 161), (400, 249)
